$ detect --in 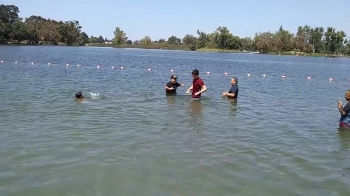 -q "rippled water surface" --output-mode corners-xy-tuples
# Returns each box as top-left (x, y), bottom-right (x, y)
(1, 46), (350, 196)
